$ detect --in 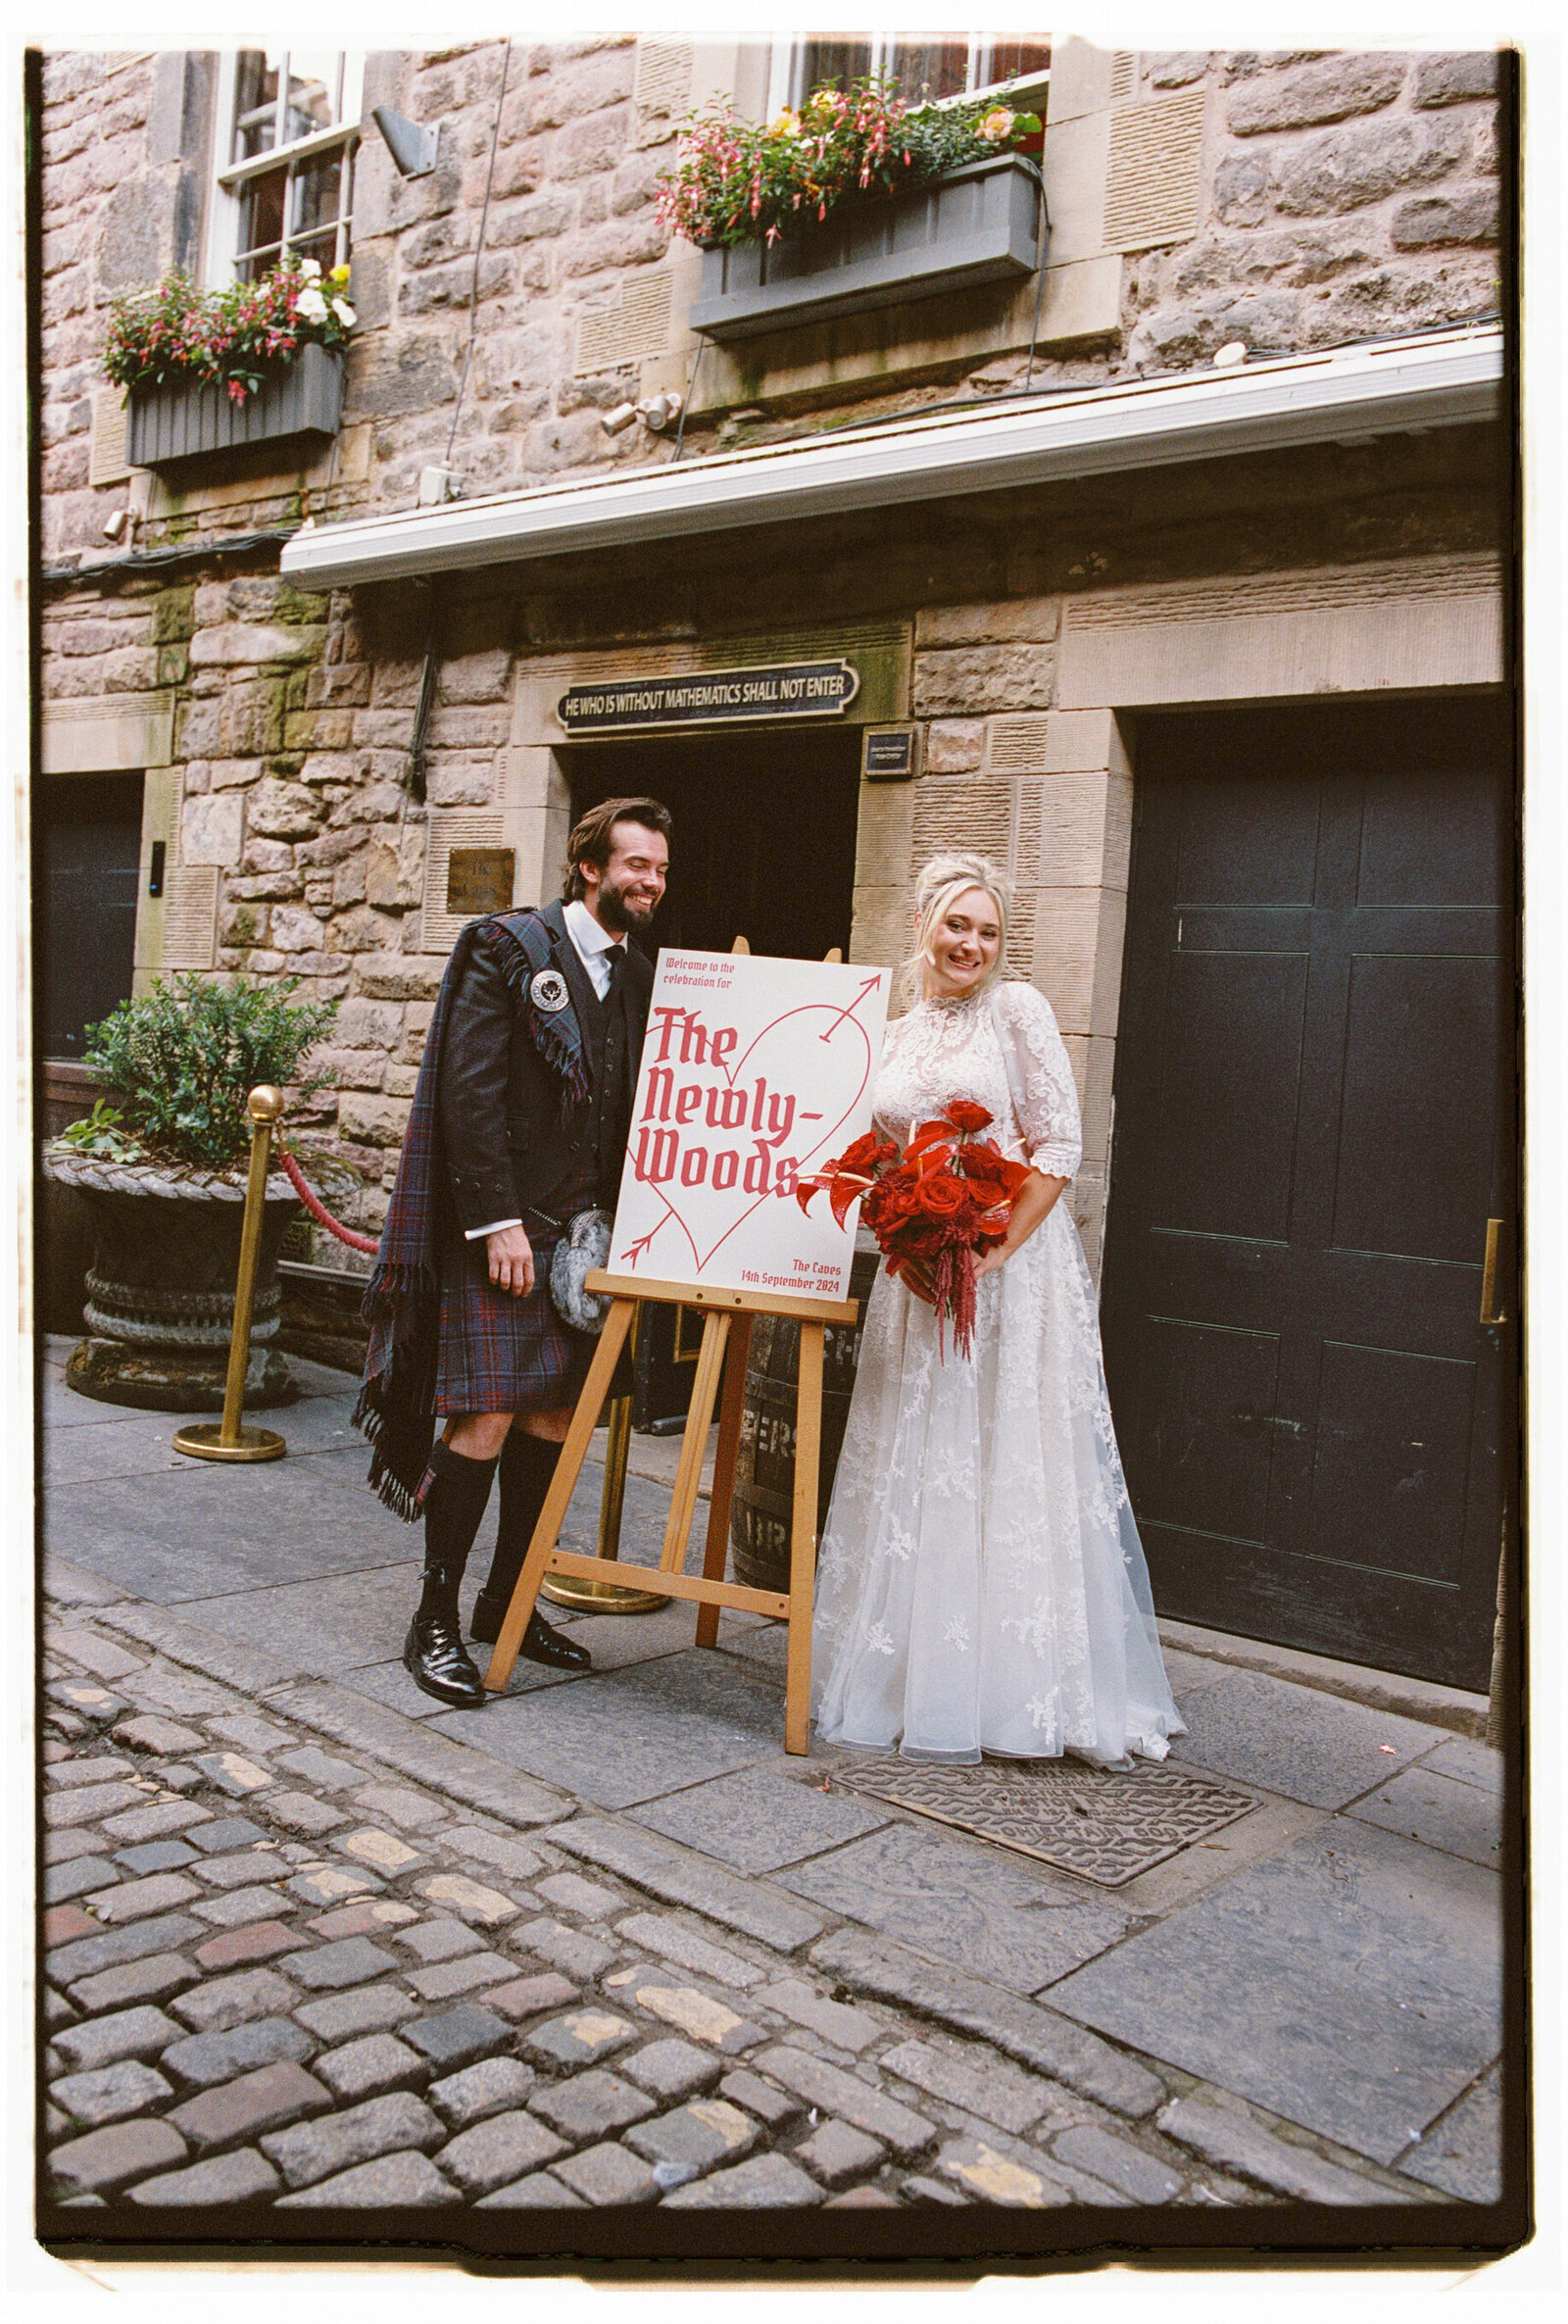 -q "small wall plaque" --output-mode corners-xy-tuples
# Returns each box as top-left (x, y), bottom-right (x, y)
(447, 847), (515, 915)
(862, 724), (920, 781)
